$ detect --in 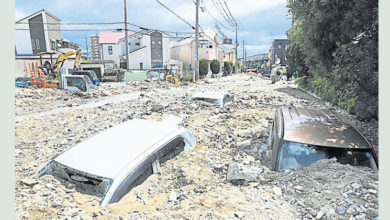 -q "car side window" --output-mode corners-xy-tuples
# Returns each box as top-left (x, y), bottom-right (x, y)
(157, 137), (185, 165)
(109, 136), (185, 204)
